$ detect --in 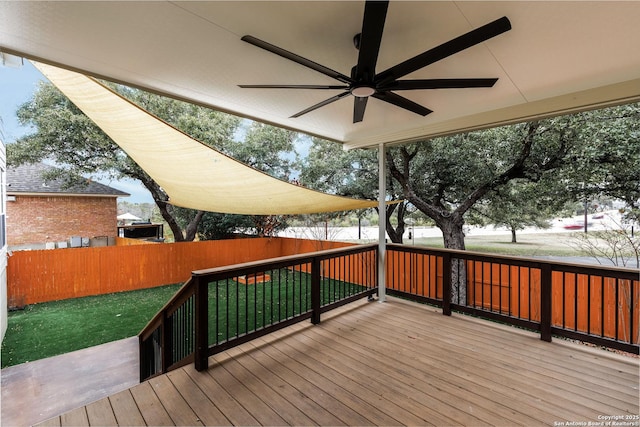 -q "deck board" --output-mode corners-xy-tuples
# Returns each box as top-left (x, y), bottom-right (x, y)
(207, 355), (288, 426)
(129, 381), (174, 426)
(148, 374), (204, 426)
(36, 297), (640, 426)
(60, 406), (89, 427)
(245, 337), (402, 426)
(222, 346), (323, 426)
(184, 367), (258, 426)
(85, 398), (117, 426)
(287, 325), (542, 426)
(331, 301), (624, 422)
(164, 369), (230, 426)
(108, 390), (146, 426)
